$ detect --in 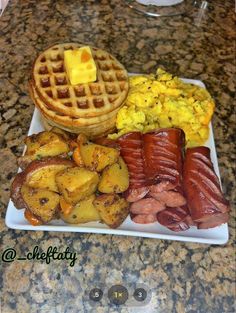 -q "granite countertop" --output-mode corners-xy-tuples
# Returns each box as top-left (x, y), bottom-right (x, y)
(0, 1), (235, 312)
